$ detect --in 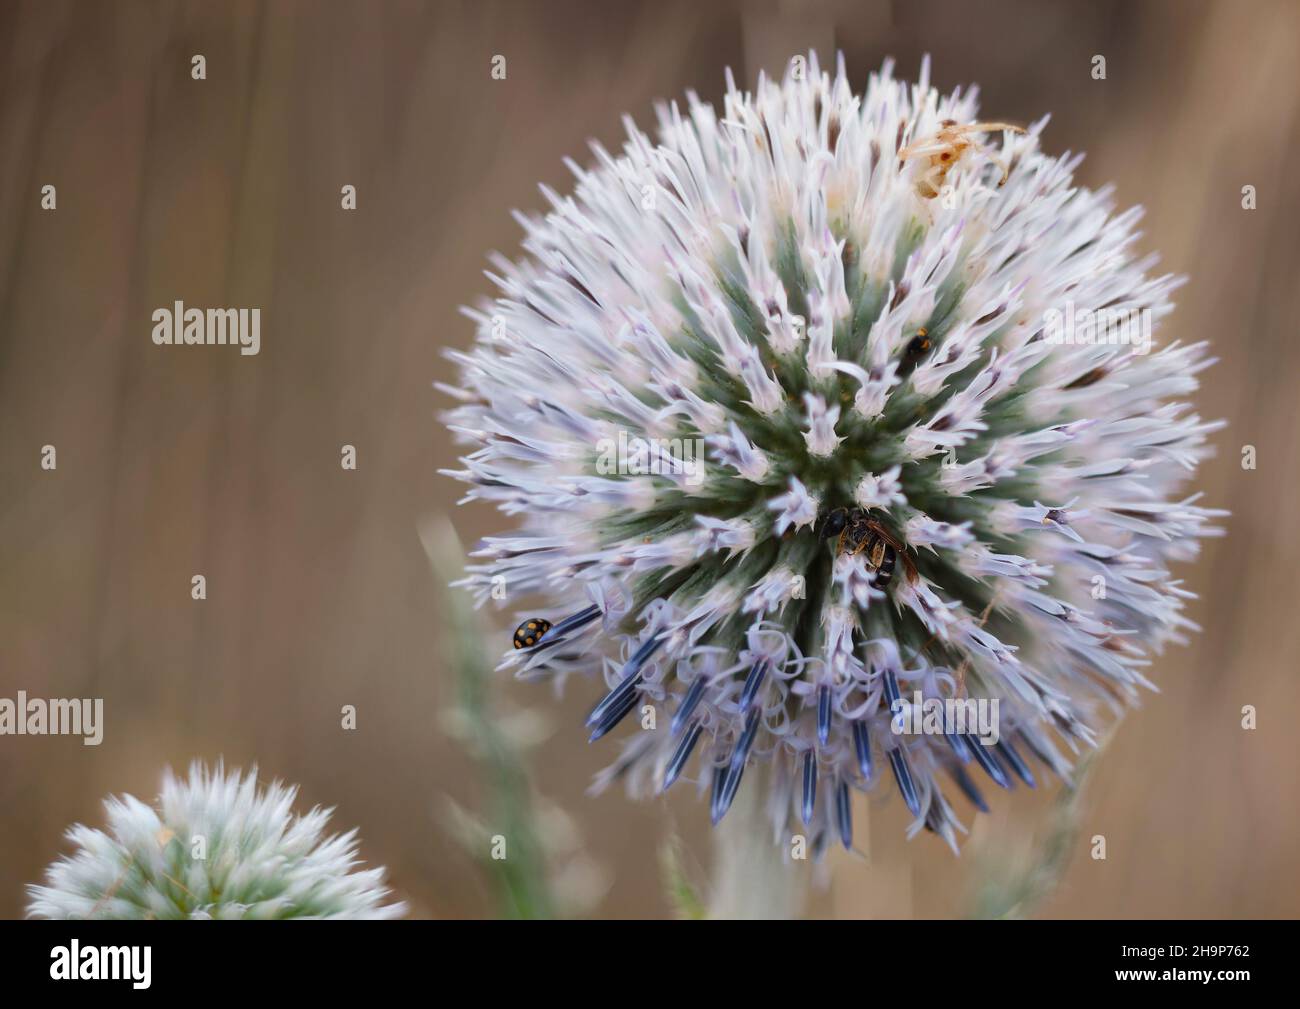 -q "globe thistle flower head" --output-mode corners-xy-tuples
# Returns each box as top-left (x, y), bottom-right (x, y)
(27, 762), (406, 919)
(443, 54), (1225, 856)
